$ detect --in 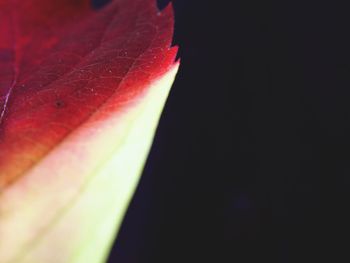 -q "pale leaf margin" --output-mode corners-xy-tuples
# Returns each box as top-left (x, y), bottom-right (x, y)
(0, 61), (179, 263)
